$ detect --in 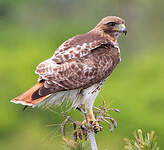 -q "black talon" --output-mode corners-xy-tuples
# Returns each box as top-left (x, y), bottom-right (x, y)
(80, 124), (85, 129)
(76, 107), (81, 112)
